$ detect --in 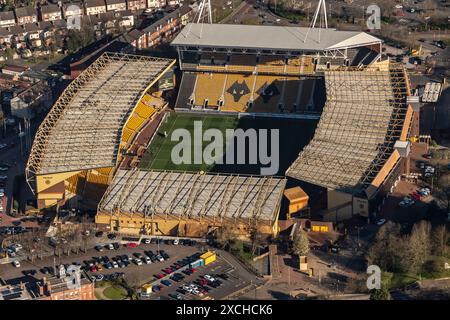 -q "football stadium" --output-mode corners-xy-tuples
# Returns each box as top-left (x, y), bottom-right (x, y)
(26, 22), (414, 240)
